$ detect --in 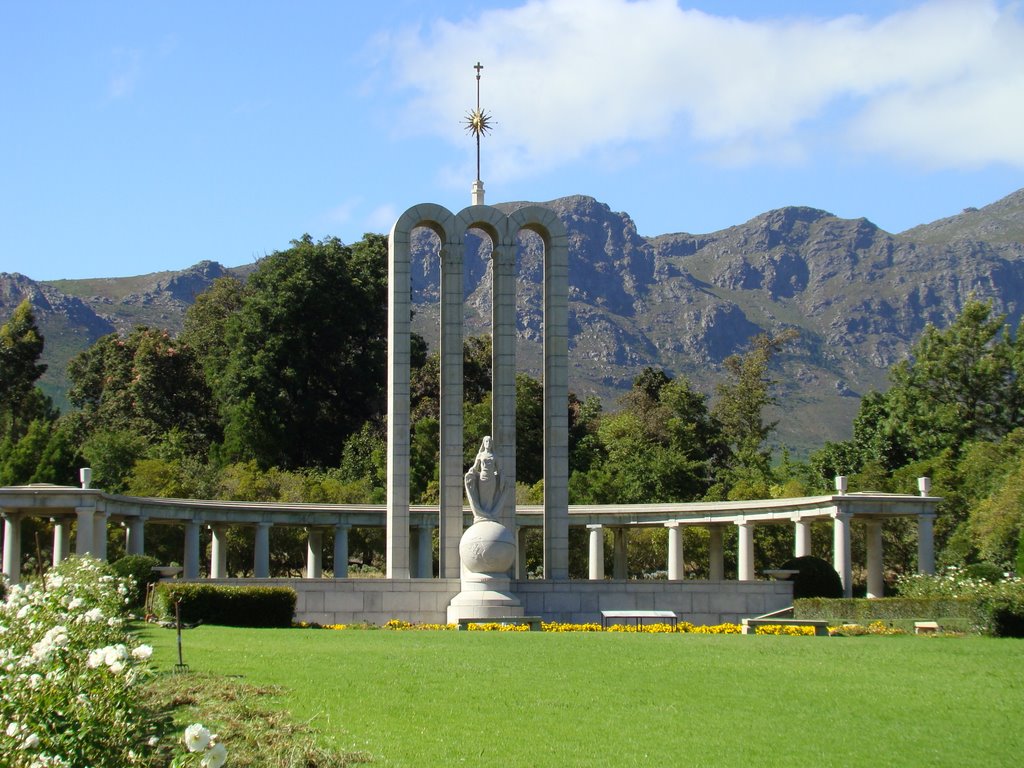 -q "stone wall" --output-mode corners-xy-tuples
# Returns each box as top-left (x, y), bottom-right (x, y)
(204, 578), (793, 626)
